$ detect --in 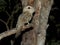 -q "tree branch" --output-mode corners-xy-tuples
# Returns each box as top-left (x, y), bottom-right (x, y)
(0, 24), (33, 40)
(0, 28), (16, 40)
(7, 3), (21, 25)
(5, 11), (10, 17)
(0, 19), (9, 30)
